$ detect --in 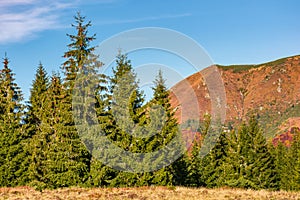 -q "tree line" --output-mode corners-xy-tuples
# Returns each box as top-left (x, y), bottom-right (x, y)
(0, 12), (299, 191)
